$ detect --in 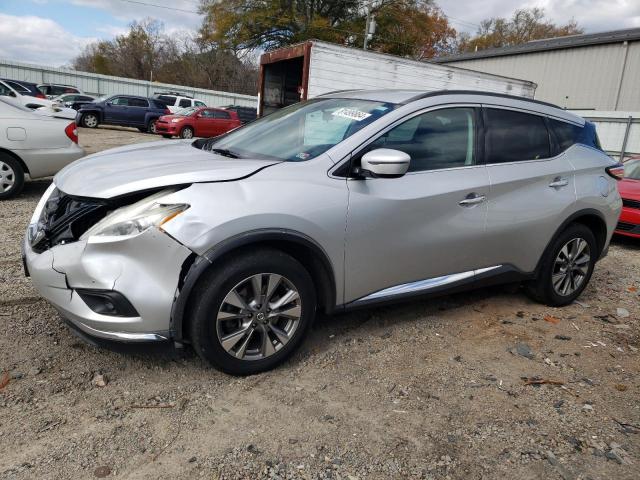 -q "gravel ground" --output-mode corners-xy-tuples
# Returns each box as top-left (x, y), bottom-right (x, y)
(1, 127), (639, 480)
